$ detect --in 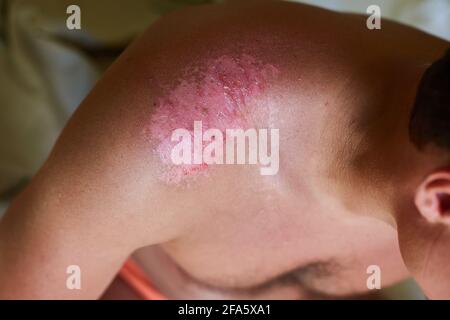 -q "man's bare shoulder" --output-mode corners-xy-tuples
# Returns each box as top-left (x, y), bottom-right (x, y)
(41, 0), (449, 241)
